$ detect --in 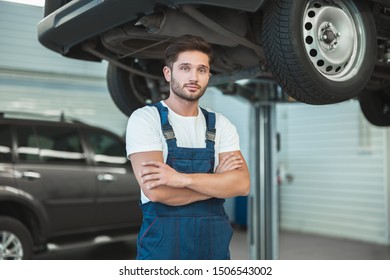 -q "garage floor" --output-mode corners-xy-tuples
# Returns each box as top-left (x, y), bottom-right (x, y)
(35, 227), (390, 260)
(231, 228), (390, 260)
